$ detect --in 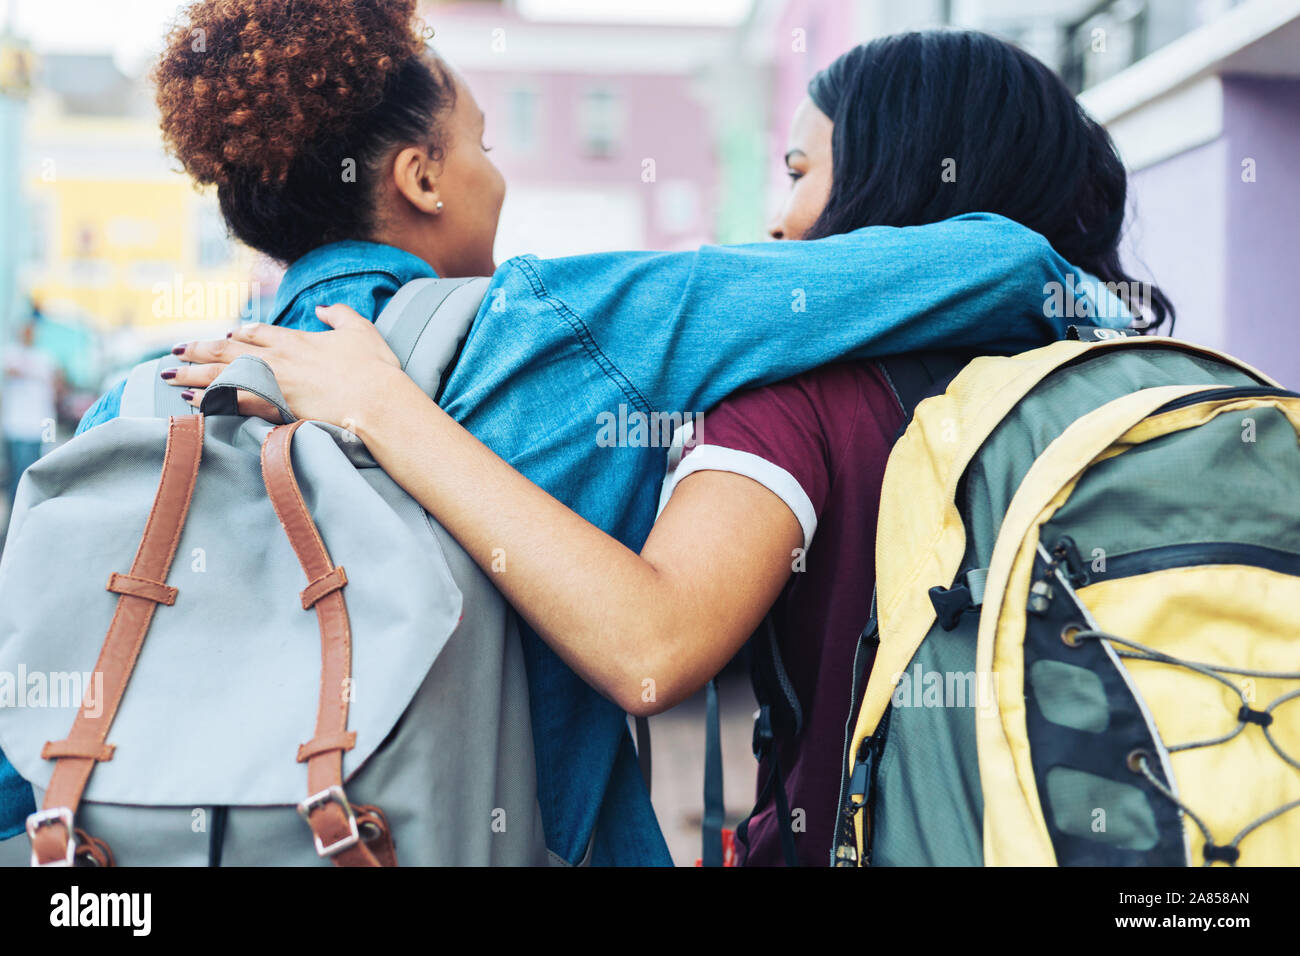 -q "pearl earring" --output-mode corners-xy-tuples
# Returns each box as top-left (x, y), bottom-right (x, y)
(435, 201), (444, 211)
